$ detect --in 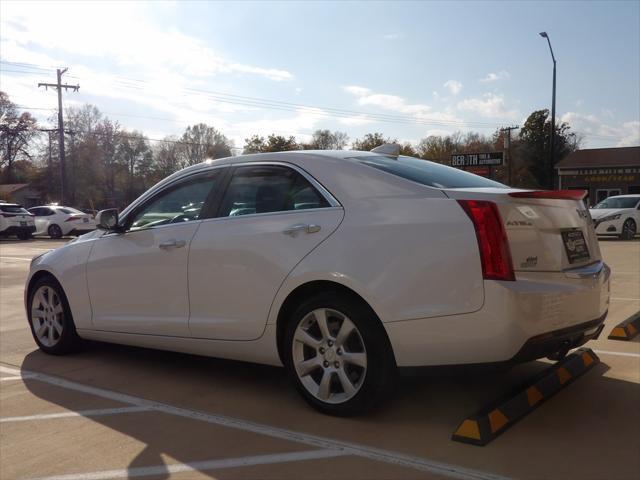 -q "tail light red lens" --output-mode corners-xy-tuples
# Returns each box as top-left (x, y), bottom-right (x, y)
(508, 190), (587, 201)
(457, 200), (515, 281)
(65, 215), (82, 222)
